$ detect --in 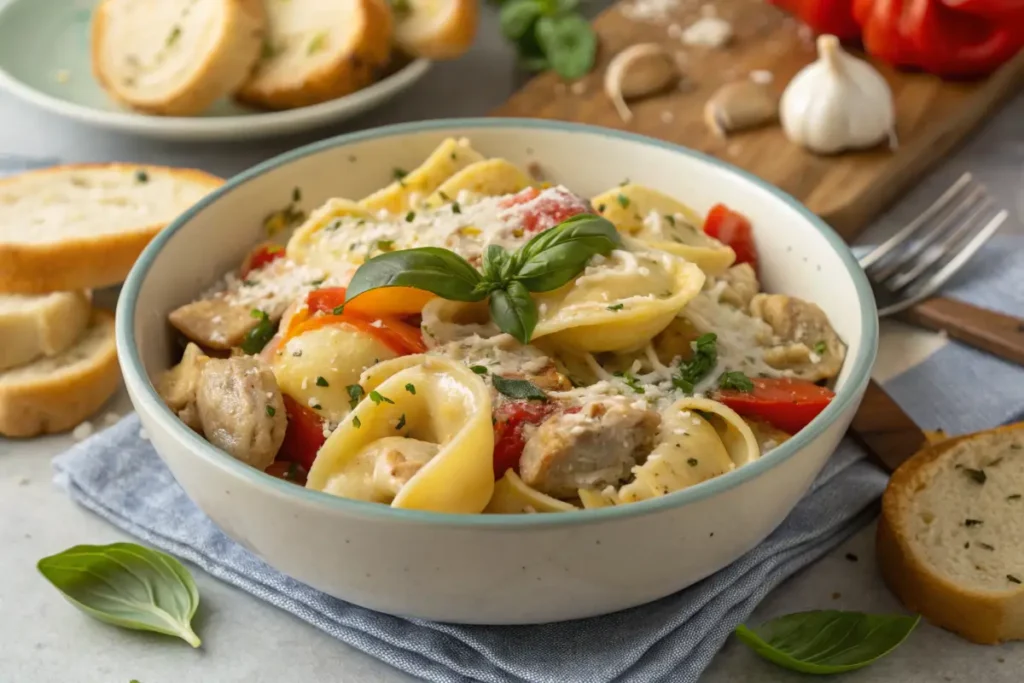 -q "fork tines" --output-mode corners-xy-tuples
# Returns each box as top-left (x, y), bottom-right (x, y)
(859, 172), (1009, 313)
